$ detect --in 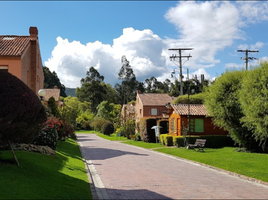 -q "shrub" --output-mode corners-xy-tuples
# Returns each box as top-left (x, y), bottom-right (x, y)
(120, 119), (135, 139)
(47, 97), (60, 118)
(90, 117), (109, 131)
(174, 135), (234, 148)
(172, 93), (205, 104)
(160, 134), (168, 145)
(135, 133), (141, 141)
(63, 122), (76, 139)
(0, 71), (46, 144)
(33, 116), (61, 149)
(102, 122), (114, 136)
(165, 135), (173, 146)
